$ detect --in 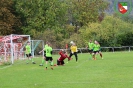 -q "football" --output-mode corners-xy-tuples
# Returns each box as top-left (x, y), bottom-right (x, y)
(70, 41), (74, 44)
